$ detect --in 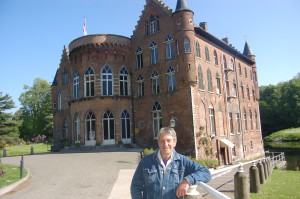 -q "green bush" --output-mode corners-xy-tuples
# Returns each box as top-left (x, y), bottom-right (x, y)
(142, 148), (155, 155)
(191, 158), (219, 168)
(264, 127), (300, 142)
